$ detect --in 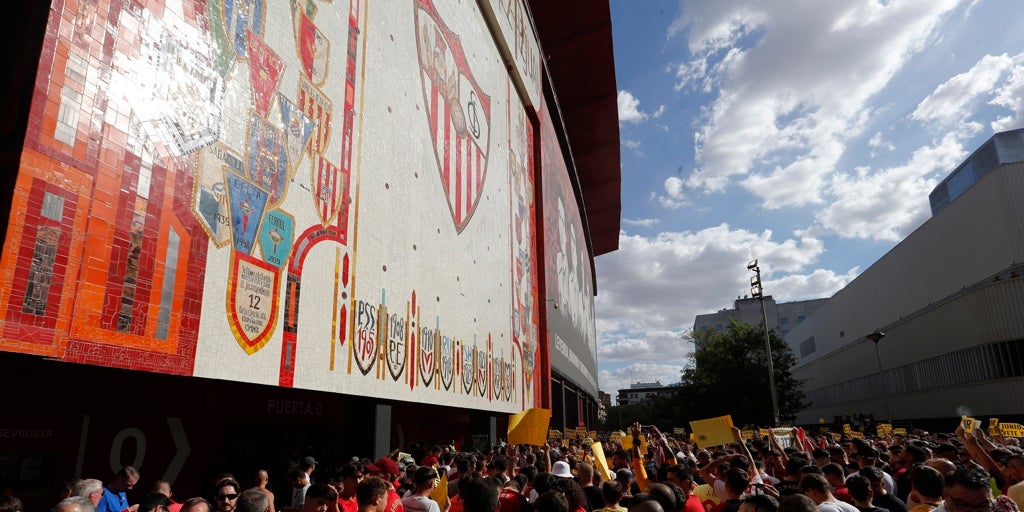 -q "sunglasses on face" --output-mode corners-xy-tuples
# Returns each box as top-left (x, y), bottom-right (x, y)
(216, 494), (239, 501)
